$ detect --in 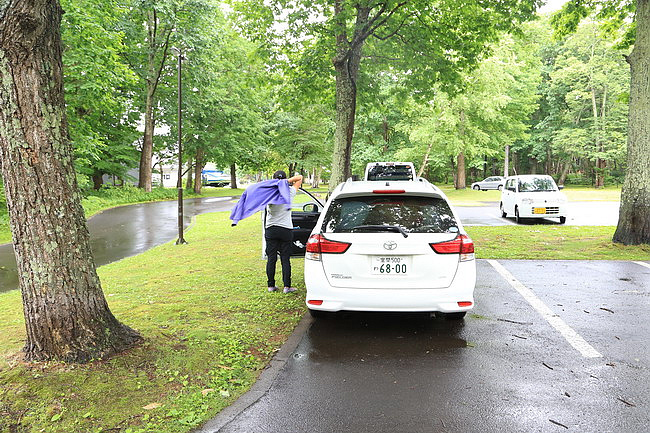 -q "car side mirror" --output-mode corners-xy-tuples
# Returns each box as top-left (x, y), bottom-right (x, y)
(558, 185), (564, 190)
(303, 203), (319, 213)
